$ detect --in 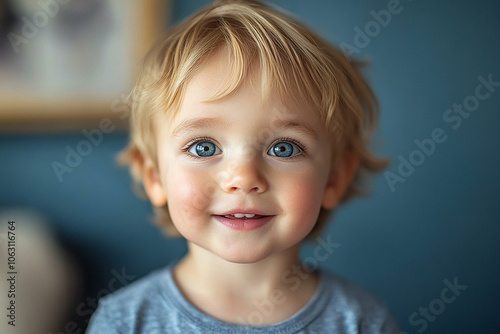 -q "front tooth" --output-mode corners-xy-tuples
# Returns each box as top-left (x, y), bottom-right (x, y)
(244, 214), (255, 218)
(233, 213), (245, 218)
